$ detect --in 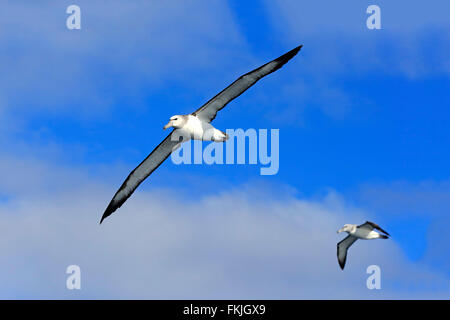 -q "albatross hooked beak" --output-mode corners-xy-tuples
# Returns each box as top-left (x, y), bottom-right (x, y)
(337, 227), (344, 234)
(163, 121), (172, 130)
